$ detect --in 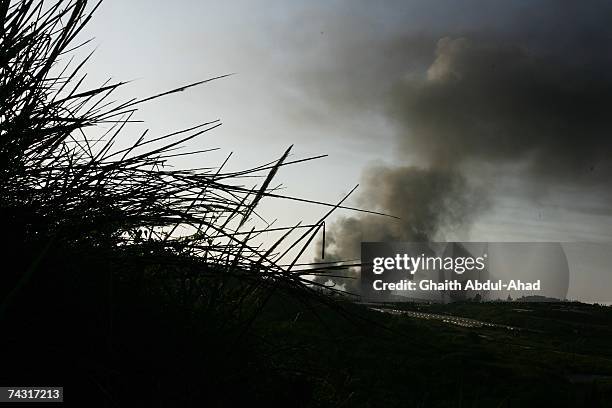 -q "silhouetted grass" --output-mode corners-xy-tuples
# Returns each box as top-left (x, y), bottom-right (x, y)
(0, 1), (361, 405)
